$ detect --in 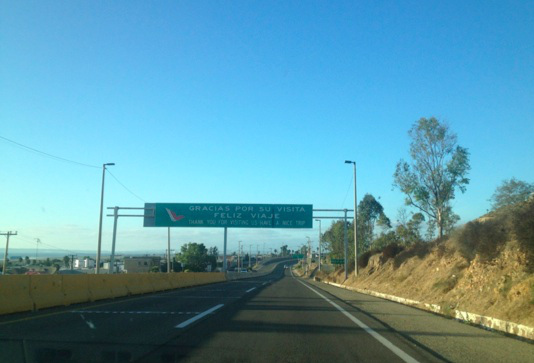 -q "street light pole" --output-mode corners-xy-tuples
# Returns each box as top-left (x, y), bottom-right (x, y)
(345, 160), (358, 277)
(96, 162), (114, 274)
(315, 219), (321, 271)
(238, 240), (242, 273)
